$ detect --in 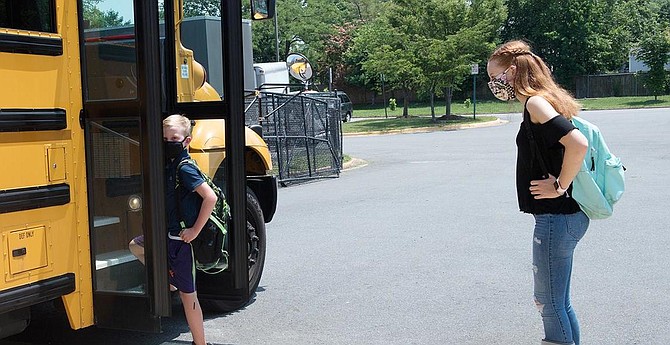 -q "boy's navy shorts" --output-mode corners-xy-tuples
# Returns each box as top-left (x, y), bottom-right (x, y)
(132, 235), (196, 294)
(168, 237), (196, 293)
